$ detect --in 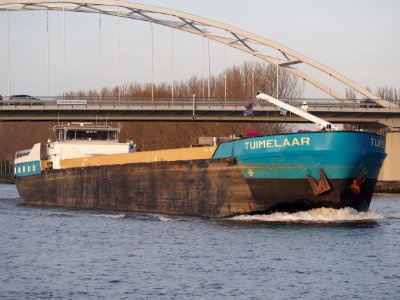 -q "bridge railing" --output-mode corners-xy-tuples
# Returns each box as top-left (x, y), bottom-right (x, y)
(0, 96), (398, 110)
